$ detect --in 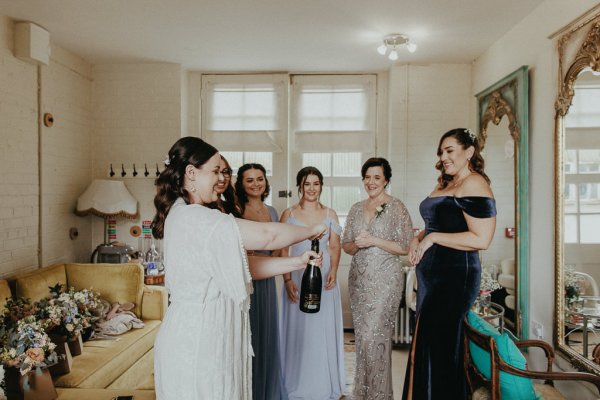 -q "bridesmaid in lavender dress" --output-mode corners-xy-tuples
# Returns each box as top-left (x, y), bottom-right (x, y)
(342, 157), (413, 400)
(279, 166), (346, 400)
(236, 163), (288, 400)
